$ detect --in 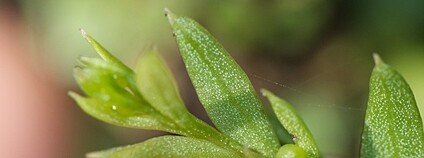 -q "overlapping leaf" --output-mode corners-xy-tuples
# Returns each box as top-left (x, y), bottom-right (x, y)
(70, 9), (424, 158)
(69, 33), (182, 134)
(71, 31), (248, 157)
